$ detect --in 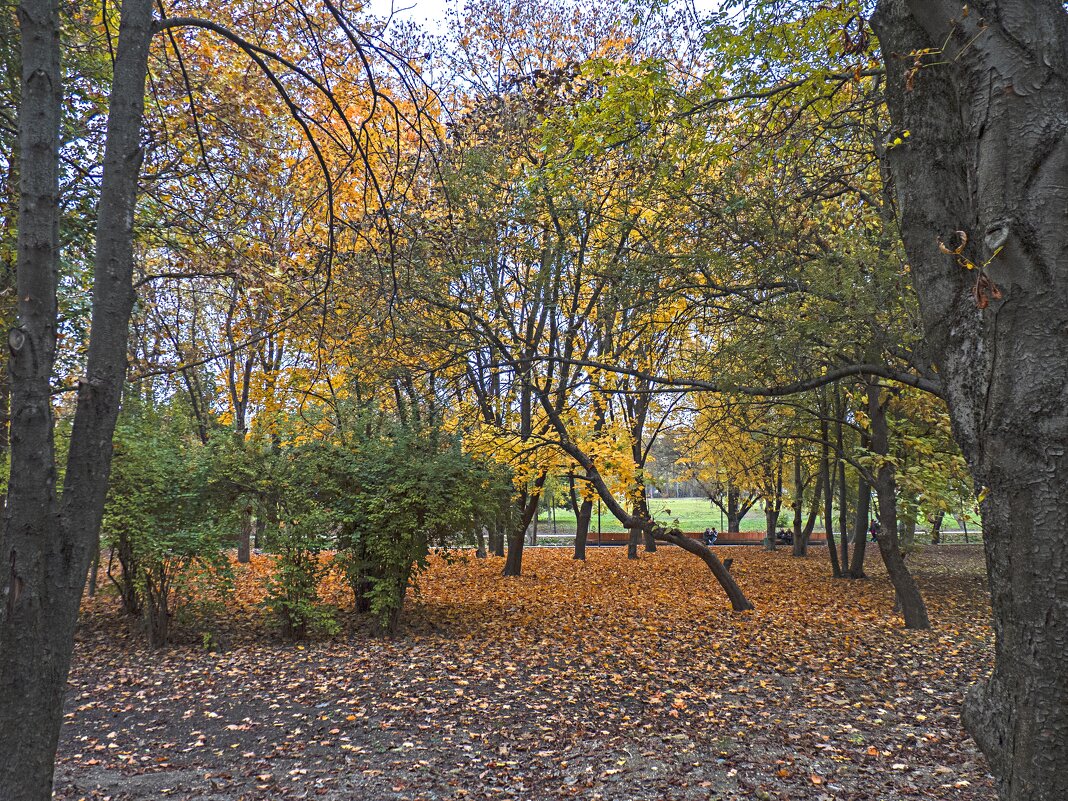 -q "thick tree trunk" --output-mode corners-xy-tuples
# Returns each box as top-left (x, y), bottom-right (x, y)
(503, 526), (526, 576)
(795, 469), (823, 558)
(489, 521), (504, 557)
(568, 473), (588, 560)
(503, 481), (542, 577)
(763, 501), (777, 550)
(627, 525), (640, 559)
(835, 390), (850, 568)
(791, 449), (803, 550)
(874, 3), (1068, 794)
(475, 526), (487, 558)
(0, 1), (154, 797)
